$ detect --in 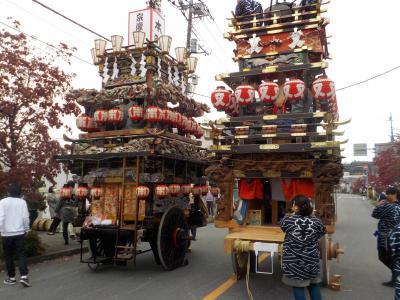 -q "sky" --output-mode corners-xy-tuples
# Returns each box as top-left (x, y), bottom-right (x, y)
(1, 0), (399, 163)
